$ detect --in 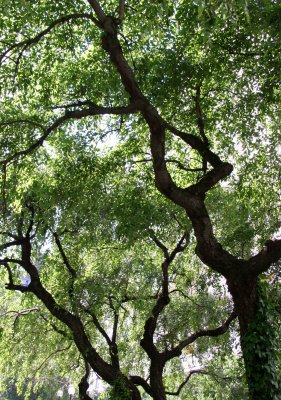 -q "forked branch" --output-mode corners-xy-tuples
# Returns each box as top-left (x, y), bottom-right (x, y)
(141, 232), (189, 358)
